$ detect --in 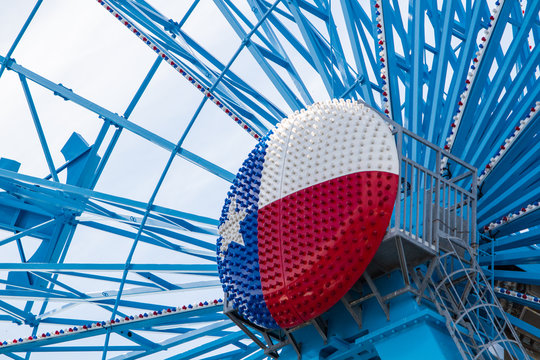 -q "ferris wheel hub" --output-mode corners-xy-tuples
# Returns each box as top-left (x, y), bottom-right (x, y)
(217, 99), (399, 329)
